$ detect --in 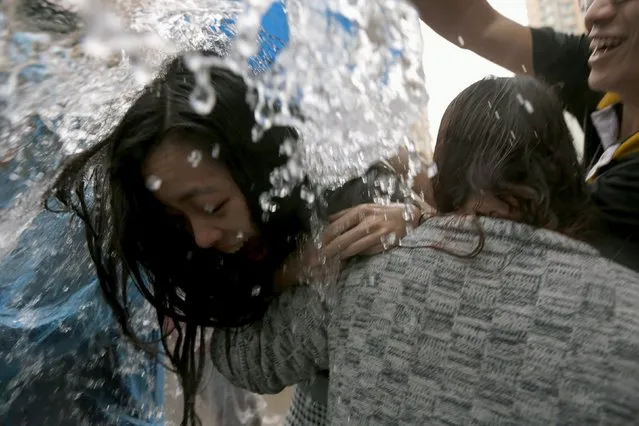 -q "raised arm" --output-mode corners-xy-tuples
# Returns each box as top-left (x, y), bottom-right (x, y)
(413, 0), (534, 75)
(210, 285), (329, 394)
